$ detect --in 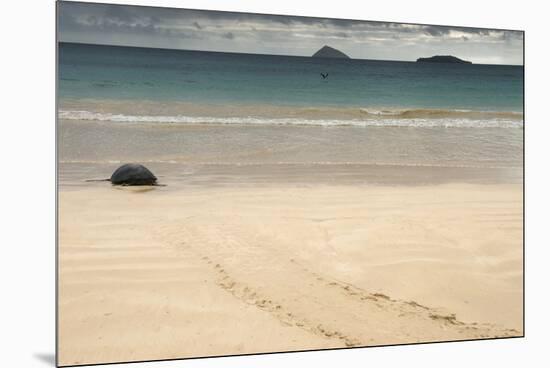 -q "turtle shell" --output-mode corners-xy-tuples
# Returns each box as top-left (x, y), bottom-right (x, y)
(110, 164), (157, 186)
